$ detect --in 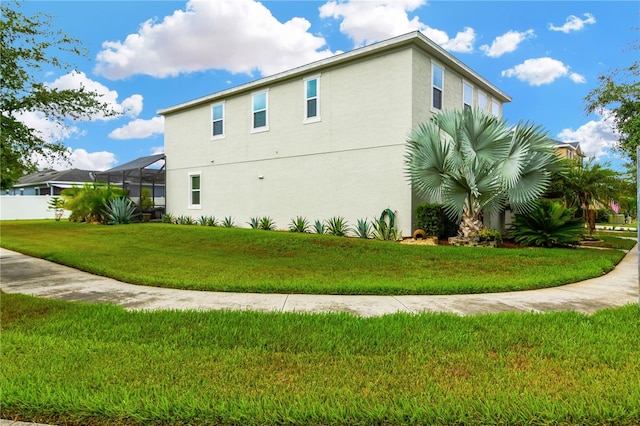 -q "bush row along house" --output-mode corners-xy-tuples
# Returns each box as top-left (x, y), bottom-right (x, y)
(158, 31), (512, 236)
